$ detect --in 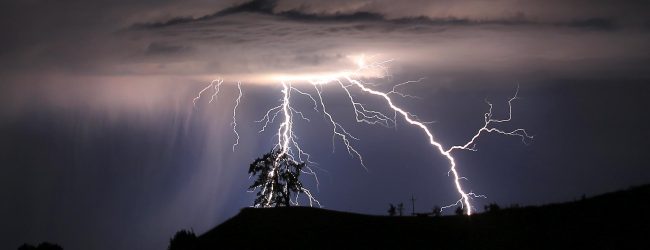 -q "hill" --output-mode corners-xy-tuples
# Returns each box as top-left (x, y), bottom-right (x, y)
(189, 185), (650, 249)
